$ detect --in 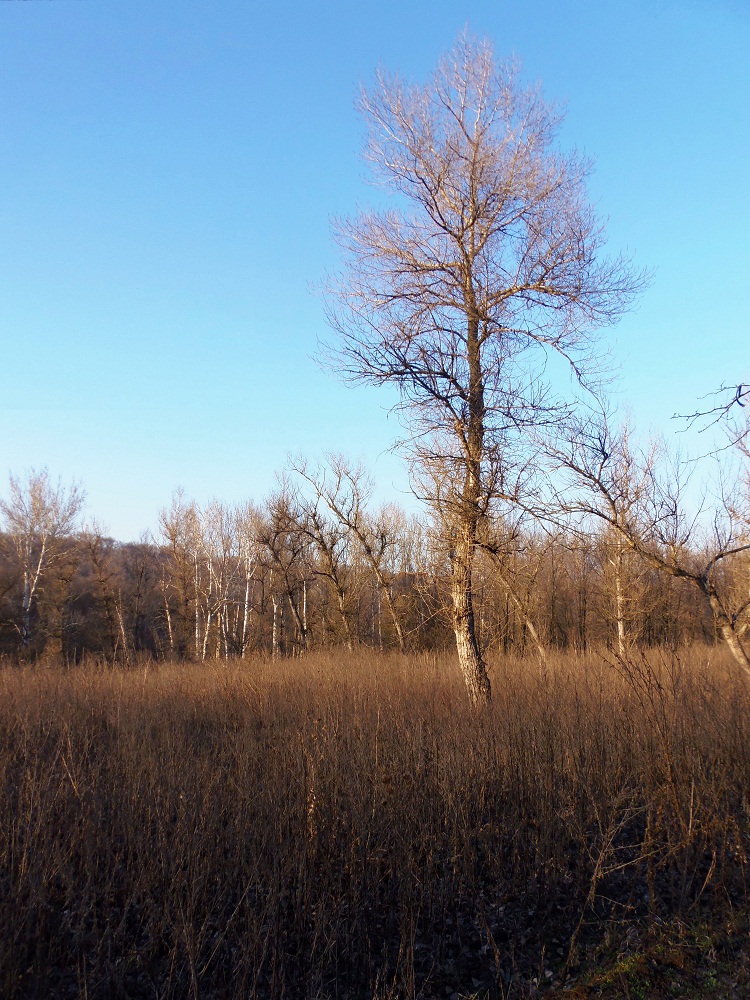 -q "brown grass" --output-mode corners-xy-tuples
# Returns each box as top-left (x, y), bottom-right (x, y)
(1, 647), (748, 998)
